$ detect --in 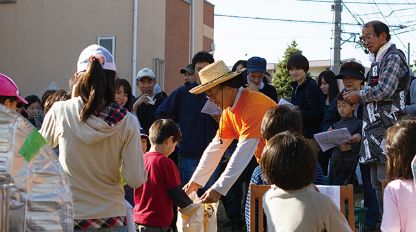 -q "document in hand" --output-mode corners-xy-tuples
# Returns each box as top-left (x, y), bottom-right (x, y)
(313, 128), (351, 152)
(201, 99), (221, 115)
(412, 155), (416, 187)
(278, 98), (294, 107)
